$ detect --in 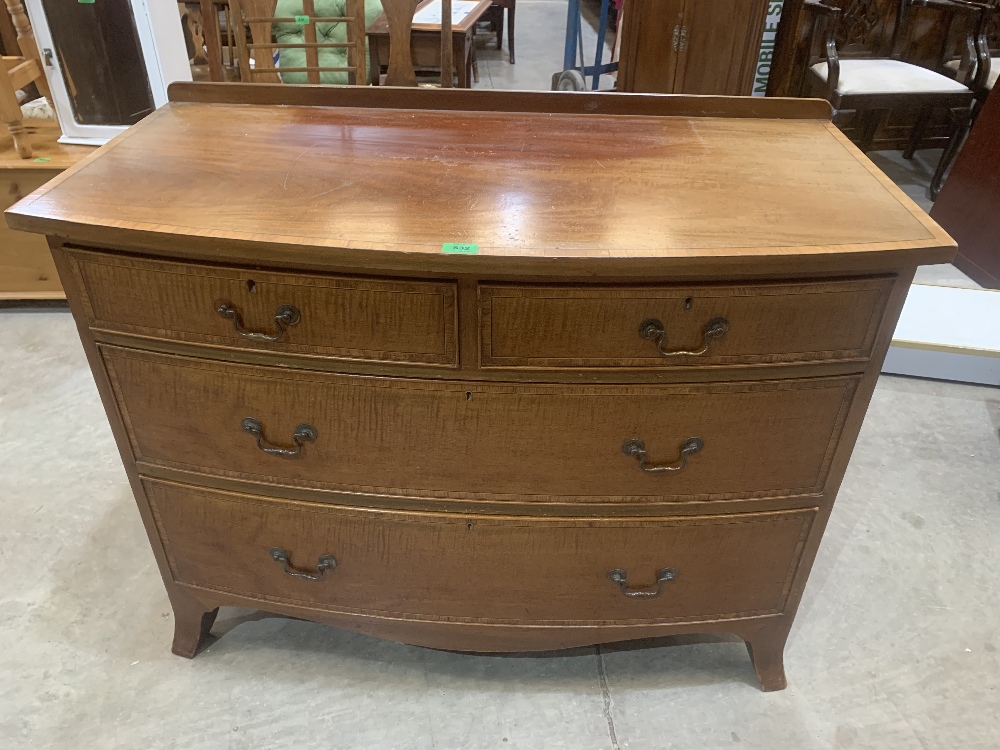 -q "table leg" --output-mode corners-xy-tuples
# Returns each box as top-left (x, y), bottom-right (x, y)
(507, 0), (515, 64)
(455, 34), (468, 88)
(369, 39), (379, 85)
